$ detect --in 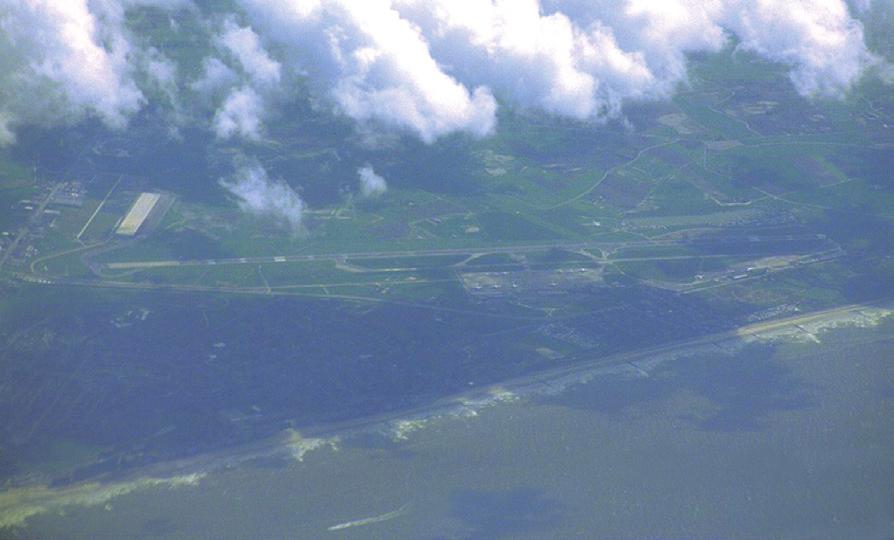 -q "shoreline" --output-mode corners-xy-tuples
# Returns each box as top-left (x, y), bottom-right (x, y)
(2, 300), (891, 529)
